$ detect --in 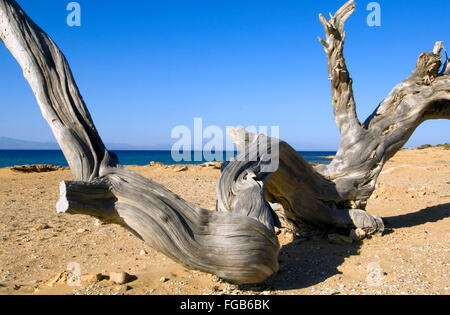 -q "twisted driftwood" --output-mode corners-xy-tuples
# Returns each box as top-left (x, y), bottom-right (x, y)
(1, 0), (448, 284)
(0, 0), (279, 284)
(234, 1), (450, 233)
